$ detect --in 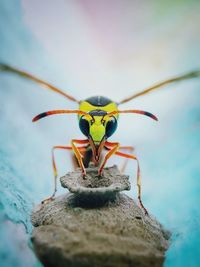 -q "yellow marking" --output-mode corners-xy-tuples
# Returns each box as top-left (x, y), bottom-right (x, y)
(89, 116), (105, 142)
(78, 100), (119, 142)
(79, 101), (118, 117)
